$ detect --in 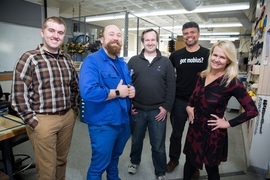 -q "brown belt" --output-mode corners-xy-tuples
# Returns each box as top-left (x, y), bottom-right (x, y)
(38, 108), (70, 116)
